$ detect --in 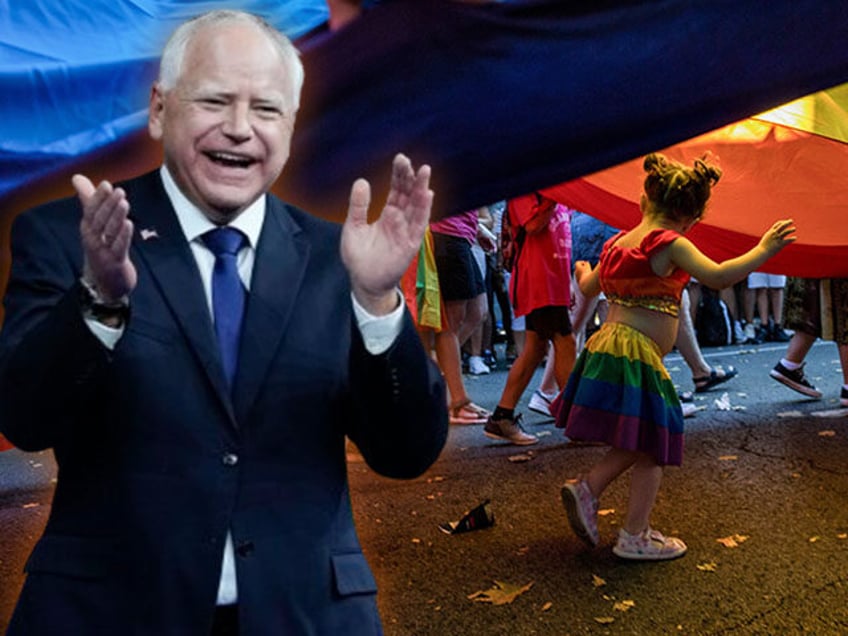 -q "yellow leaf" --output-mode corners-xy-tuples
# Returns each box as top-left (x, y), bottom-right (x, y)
(716, 534), (749, 548)
(837, 533), (847, 540)
(541, 601), (553, 612)
(592, 574), (606, 587)
(594, 617), (615, 624)
(613, 599), (635, 612)
(696, 562), (718, 572)
(468, 580), (534, 606)
(809, 536), (820, 543)
(598, 508), (616, 516)
(718, 455), (738, 461)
